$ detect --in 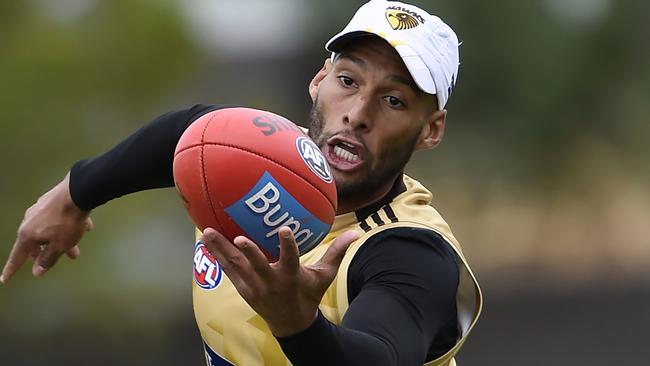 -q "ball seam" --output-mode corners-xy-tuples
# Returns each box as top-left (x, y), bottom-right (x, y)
(200, 114), (226, 233)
